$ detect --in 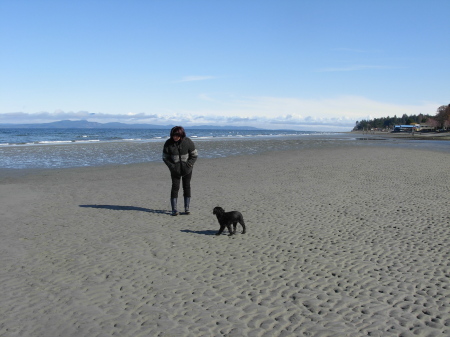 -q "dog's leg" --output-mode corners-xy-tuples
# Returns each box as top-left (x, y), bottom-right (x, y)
(215, 224), (225, 236)
(232, 222), (237, 234)
(240, 220), (246, 234)
(226, 224), (234, 236)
